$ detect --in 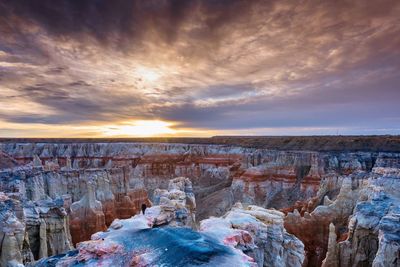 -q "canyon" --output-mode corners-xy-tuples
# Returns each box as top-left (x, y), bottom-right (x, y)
(0, 139), (399, 267)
